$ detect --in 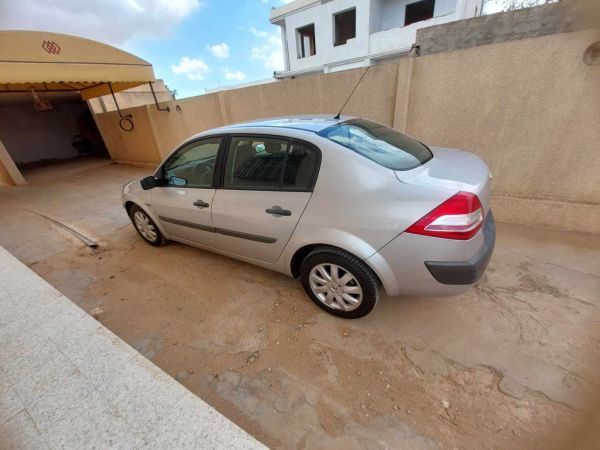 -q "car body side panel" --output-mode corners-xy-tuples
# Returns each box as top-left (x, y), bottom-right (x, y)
(210, 190), (312, 263)
(276, 135), (458, 271)
(150, 187), (219, 247)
